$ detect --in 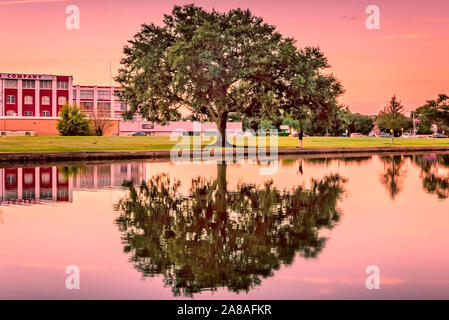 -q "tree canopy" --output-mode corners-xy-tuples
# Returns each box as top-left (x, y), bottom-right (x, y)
(114, 164), (346, 297)
(415, 94), (449, 134)
(377, 95), (411, 135)
(116, 4), (344, 145)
